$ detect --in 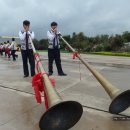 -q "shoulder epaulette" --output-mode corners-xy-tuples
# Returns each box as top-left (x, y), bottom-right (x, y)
(21, 31), (24, 34)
